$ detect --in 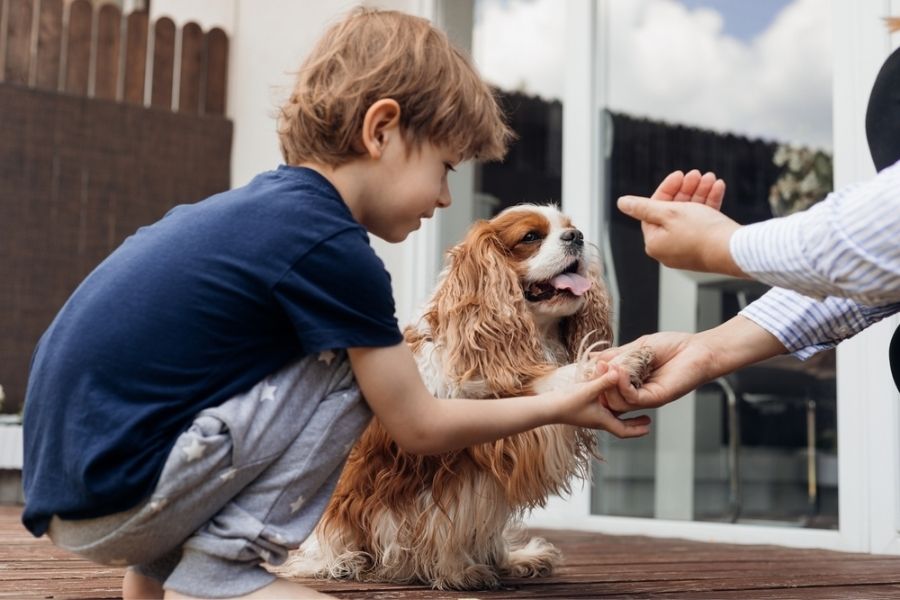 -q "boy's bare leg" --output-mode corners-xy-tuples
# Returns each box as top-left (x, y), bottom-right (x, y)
(123, 568), (164, 599)
(164, 578), (335, 599)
